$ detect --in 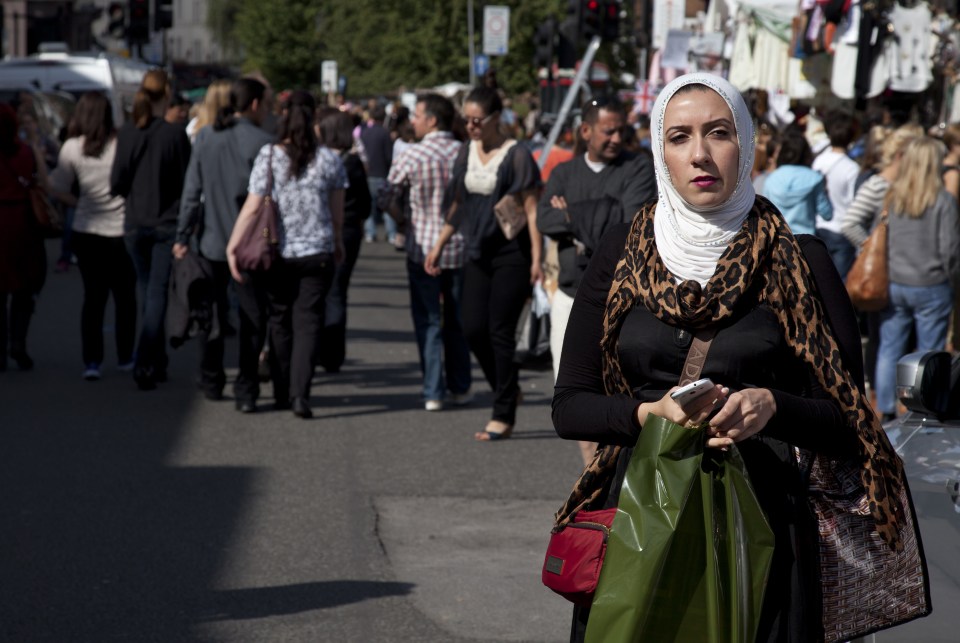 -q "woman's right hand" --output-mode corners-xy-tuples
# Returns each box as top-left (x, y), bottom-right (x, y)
(635, 384), (728, 432)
